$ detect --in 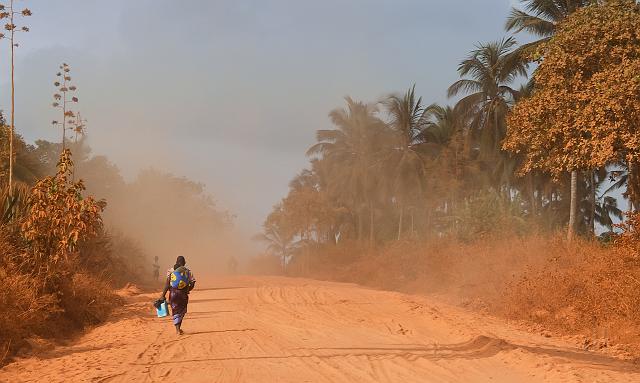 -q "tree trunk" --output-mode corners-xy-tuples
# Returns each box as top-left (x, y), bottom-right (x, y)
(397, 202), (404, 241)
(282, 251), (286, 275)
(410, 209), (414, 237)
(528, 173), (537, 216)
(628, 161), (639, 212)
(425, 207), (432, 238)
(589, 170), (596, 237)
(357, 208), (363, 241)
(568, 170), (578, 242)
(369, 200), (375, 248)
(302, 231), (309, 276)
(8, 3), (15, 197)
(538, 183), (544, 214)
